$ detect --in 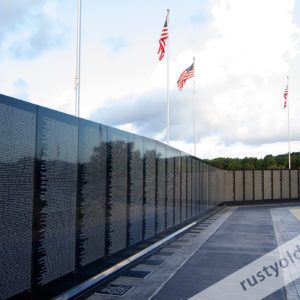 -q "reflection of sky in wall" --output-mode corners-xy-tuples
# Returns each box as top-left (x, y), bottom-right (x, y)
(0, 103), (36, 163)
(42, 117), (77, 163)
(1, 0), (300, 159)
